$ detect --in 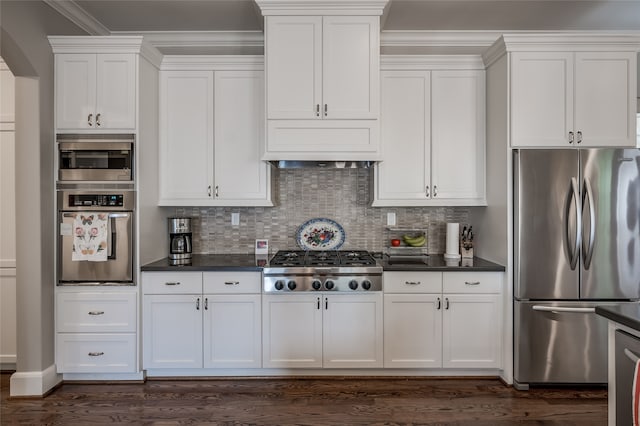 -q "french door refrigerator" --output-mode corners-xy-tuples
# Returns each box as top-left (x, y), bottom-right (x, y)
(514, 149), (640, 390)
